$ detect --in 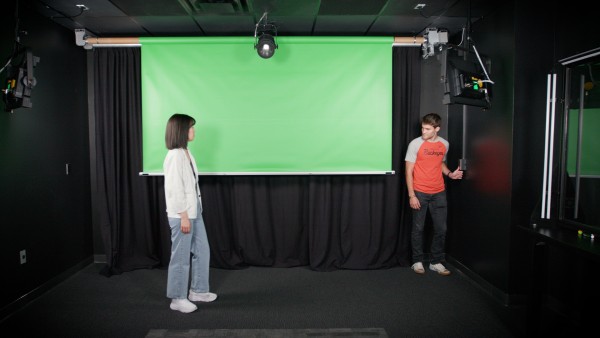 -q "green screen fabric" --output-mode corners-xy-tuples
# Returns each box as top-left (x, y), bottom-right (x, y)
(140, 37), (393, 174)
(567, 108), (600, 177)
